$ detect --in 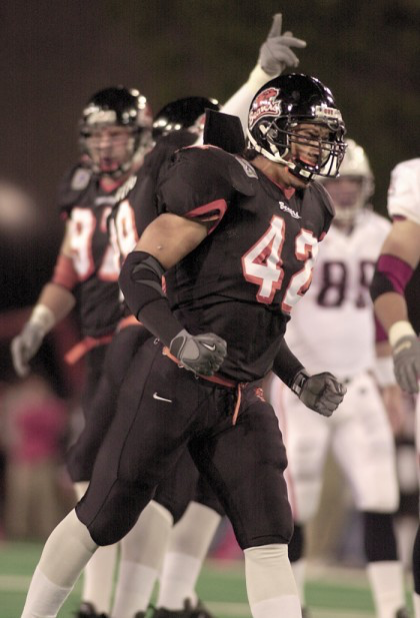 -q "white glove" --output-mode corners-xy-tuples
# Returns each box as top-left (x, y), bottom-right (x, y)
(292, 370), (346, 417)
(10, 305), (55, 377)
(169, 329), (227, 376)
(11, 322), (45, 377)
(258, 13), (307, 76)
